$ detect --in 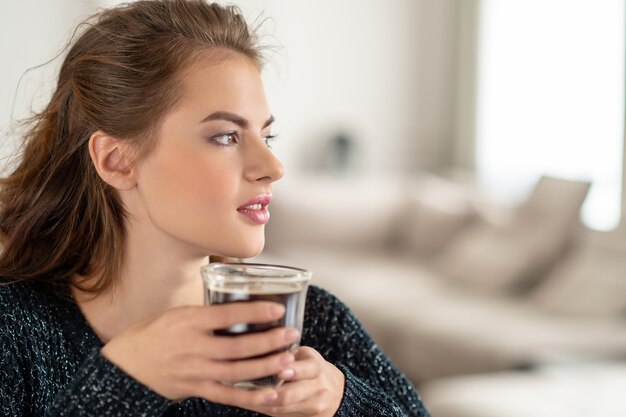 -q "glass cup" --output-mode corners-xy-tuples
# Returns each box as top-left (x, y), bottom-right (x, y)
(201, 262), (312, 389)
